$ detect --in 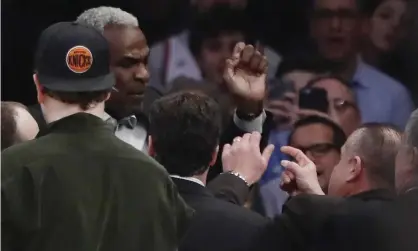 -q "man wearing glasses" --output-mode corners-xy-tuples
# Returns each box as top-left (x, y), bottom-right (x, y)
(288, 115), (347, 192)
